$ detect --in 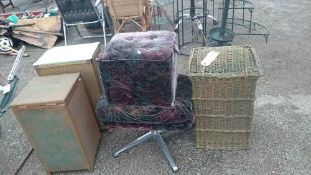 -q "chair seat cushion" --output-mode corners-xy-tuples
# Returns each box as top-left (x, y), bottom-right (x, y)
(96, 74), (194, 130)
(97, 31), (177, 61)
(97, 31), (178, 107)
